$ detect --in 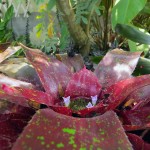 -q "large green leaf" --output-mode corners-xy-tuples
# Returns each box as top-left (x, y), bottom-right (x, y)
(141, 2), (150, 14)
(4, 5), (14, 23)
(0, 22), (6, 30)
(128, 40), (150, 56)
(47, 0), (56, 10)
(0, 30), (5, 40)
(115, 23), (150, 45)
(128, 27), (150, 56)
(111, 0), (147, 29)
(133, 57), (150, 76)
